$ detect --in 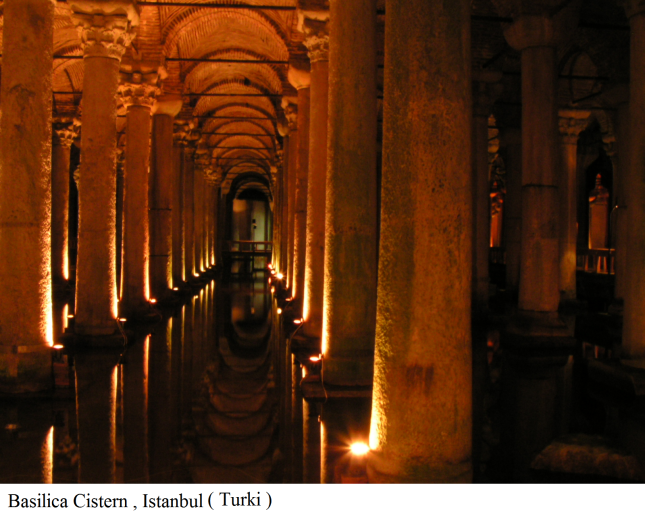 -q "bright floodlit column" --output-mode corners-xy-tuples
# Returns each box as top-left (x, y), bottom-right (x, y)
(119, 75), (157, 318)
(72, 1), (138, 334)
(183, 145), (196, 281)
(302, 16), (330, 340)
(284, 102), (299, 289)
(172, 130), (186, 287)
(288, 64), (311, 306)
(368, 0), (473, 482)
(322, 0), (378, 386)
(150, 95), (182, 299)
(0, 0), (55, 392)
